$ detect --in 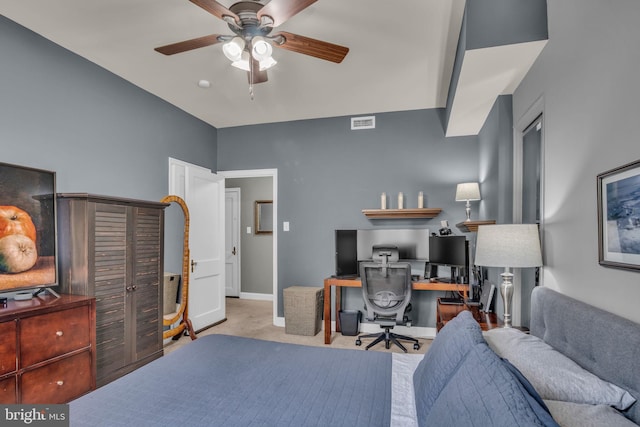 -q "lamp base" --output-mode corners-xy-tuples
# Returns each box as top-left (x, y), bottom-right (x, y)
(499, 271), (514, 328)
(464, 201), (472, 222)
